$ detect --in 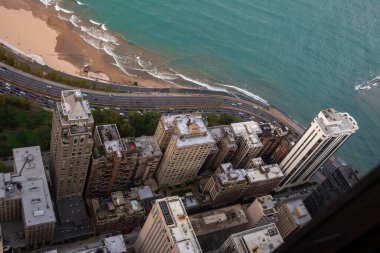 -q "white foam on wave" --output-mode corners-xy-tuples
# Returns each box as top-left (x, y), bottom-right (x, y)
(40, 0), (56, 6)
(57, 12), (70, 21)
(79, 34), (103, 50)
(355, 76), (380, 91)
(70, 15), (81, 27)
(101, 24), (108, 31)
(218, 83), (269, 105)
(136, 56), (177, 81)
(76, 1), (85, 5)
(54, 4), (74, 14)
(81, 26), (119, 45)
(90, 19), (102, 26)
(103, 45), (137, 77)
(176, 74), (227, 92)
